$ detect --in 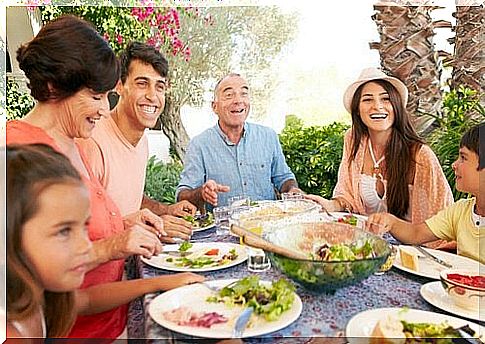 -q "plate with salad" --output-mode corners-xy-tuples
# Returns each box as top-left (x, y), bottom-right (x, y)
(346, 307), (485, 343)
(148, 276), (302, 338)
(141, 242), (248, 272)
(183, 213), (215, 232)
(328, 212), (367, 227)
